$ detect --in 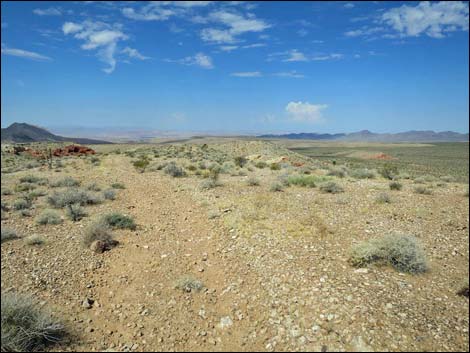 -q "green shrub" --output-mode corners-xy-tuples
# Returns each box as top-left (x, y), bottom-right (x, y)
(200, 179), (219, 190)
(440, 175), (455, 183)
(234, 156), (247, 168)
(103, 213), (136, 230)
(1, 188), (13, 196)
(47, 189), (102, 208)
(19, 175), (47, 184)
(376, 193), (391, 204)
(103, 189), (116, 200)
(1, 293), (65, 352)
(287, 175), (318, 188)
(270, 182), (284, 192)
(255, 161), (267, 169)
(414, 186), (432, 195)
(350, 168), (375, 179)
(13, 198), (31, 210)
(175, 276), (204, 293)
(132, 158), (150, 172)
(66, 204), (87, 221)
(25, 235), (45, 246)
(111, 183), (125, 189)
(270, 163), (281, 171)
(349, 234), (428, 274)
(327, 167), (347, 178)
(36, 210), (62, 225)
(1, 228), (19, 243)
(247, 177), (260, 186)
(379, 164), (399, 180)
(50, 177), (80, 188)
(86, 183), (101, 192)
(164, 162), (186, 177)
(15, 183), (36, 192)
(319, 181), (344, 194)
(28, 189), (47, 199)
(389, 181), (402, 191)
